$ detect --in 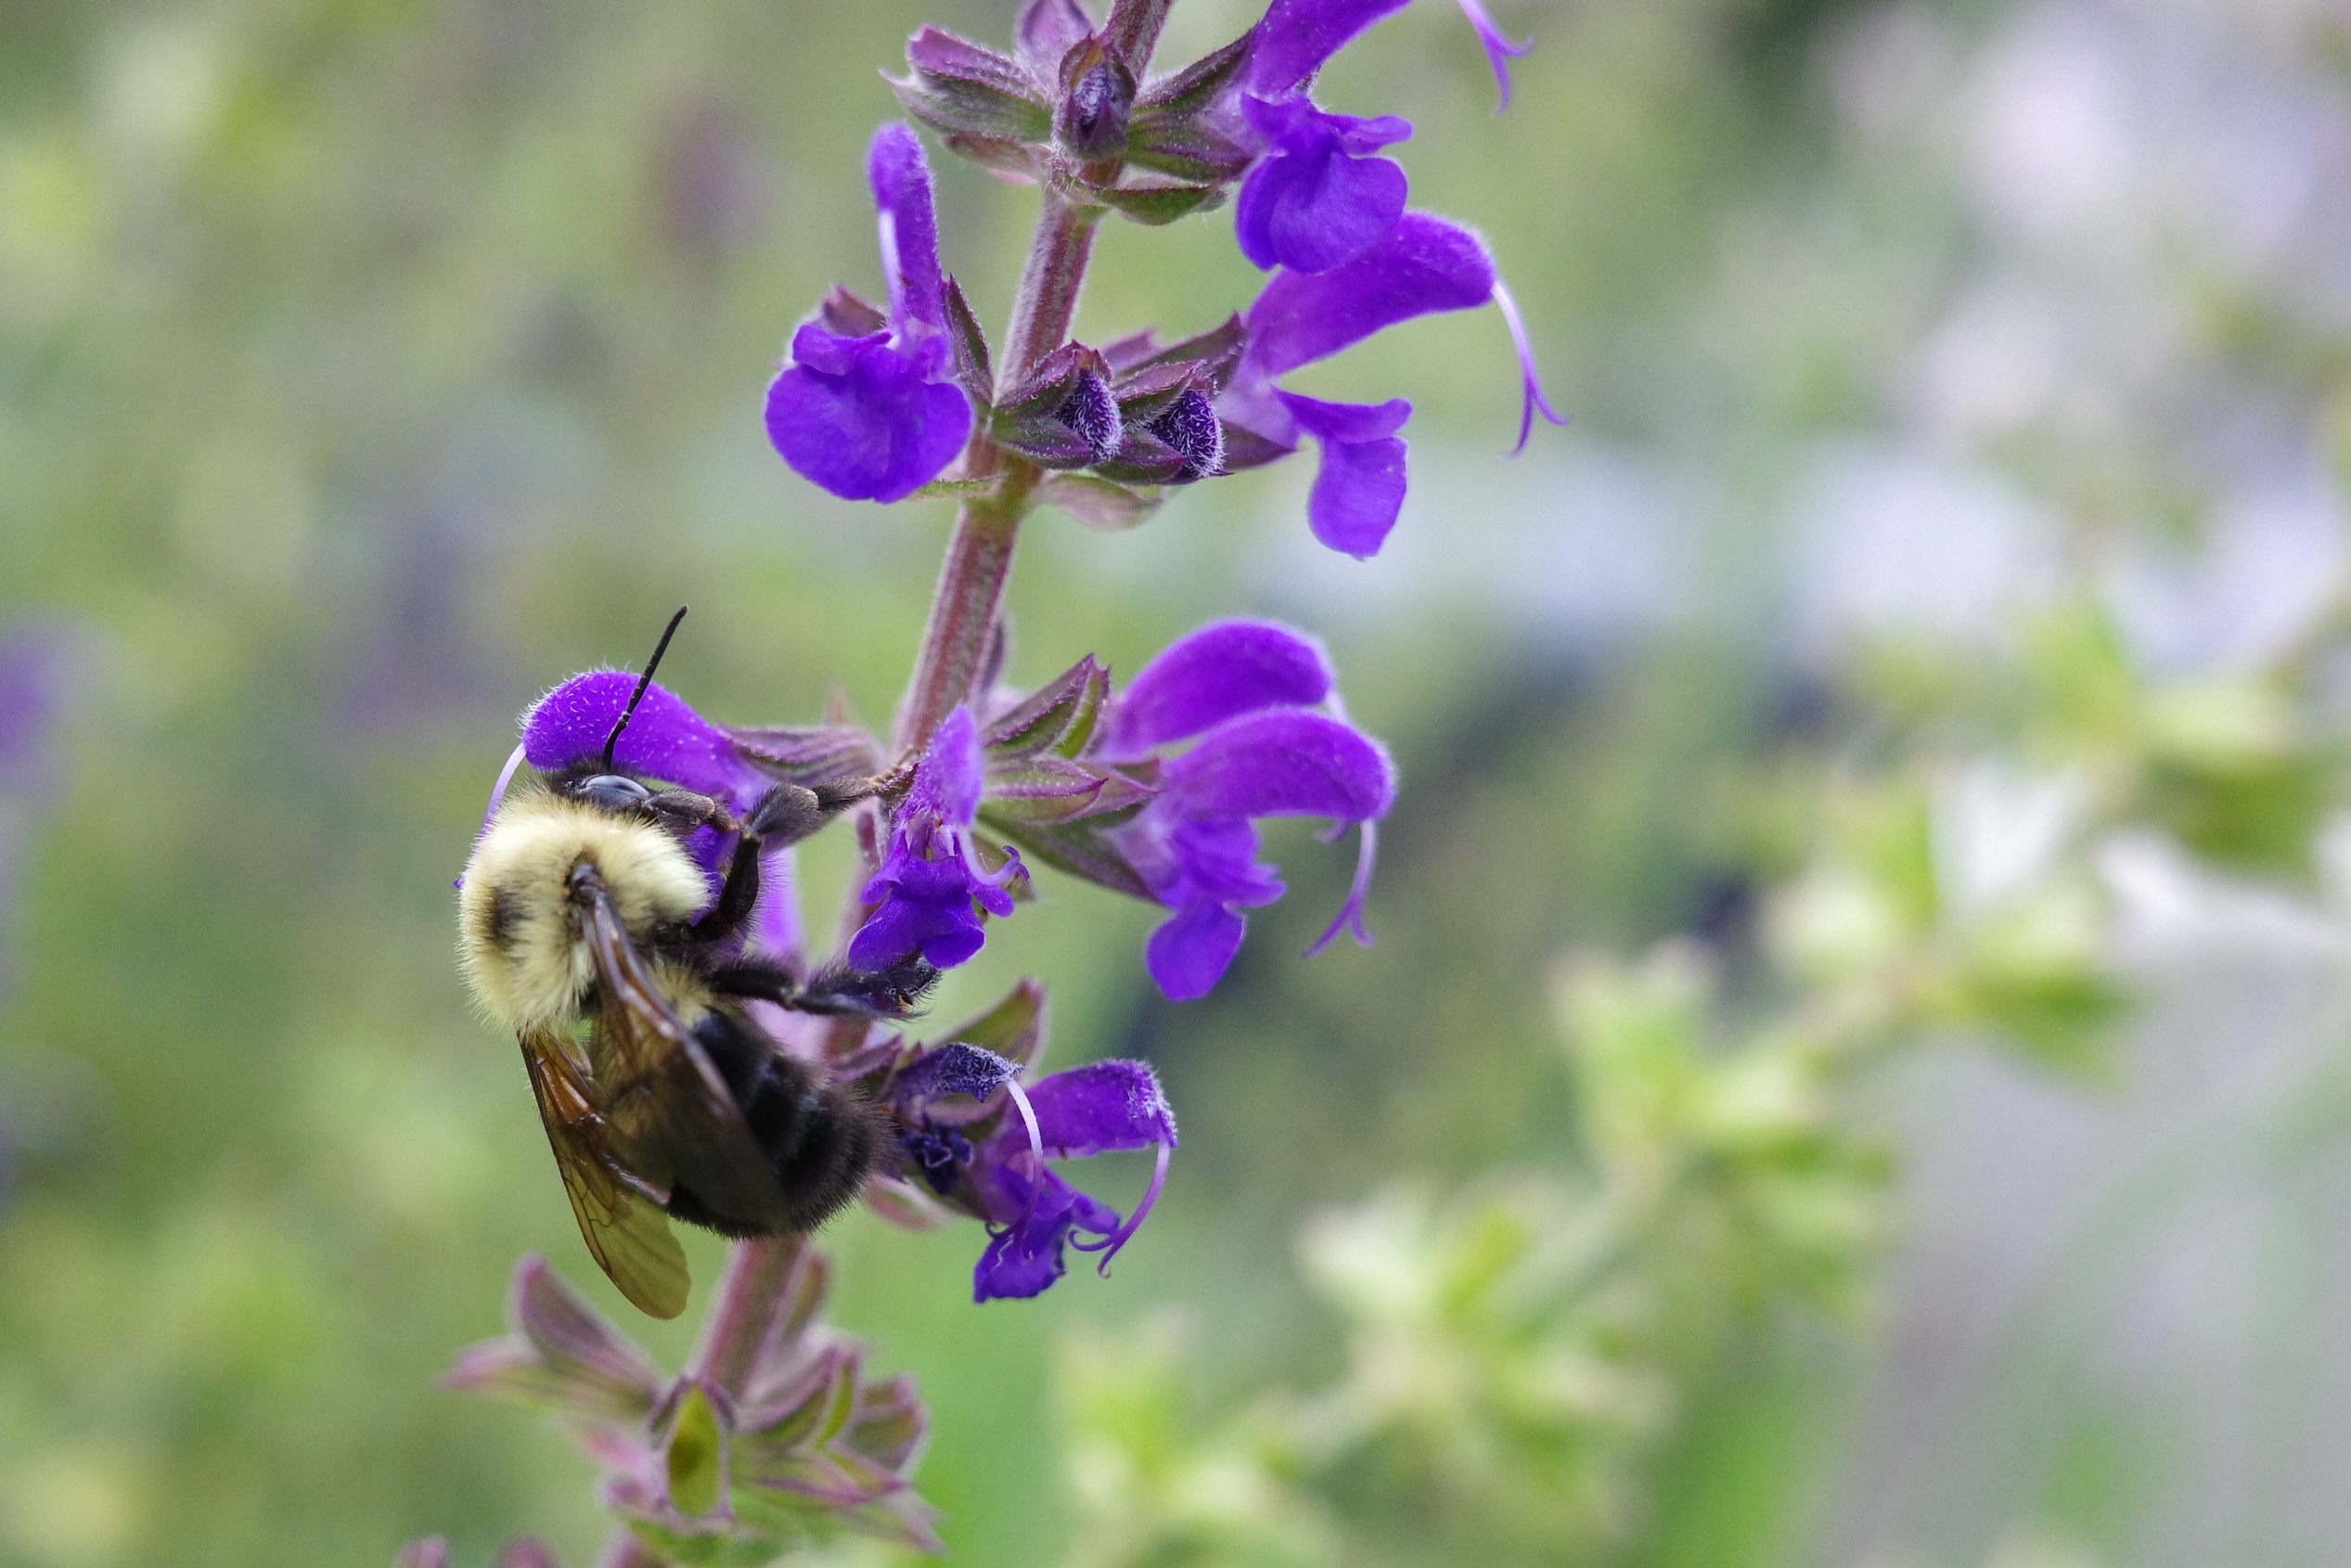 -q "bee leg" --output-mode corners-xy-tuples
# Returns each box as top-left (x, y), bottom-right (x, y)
(686, 781), (880, 946)
(706, 956), (804, 1006)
